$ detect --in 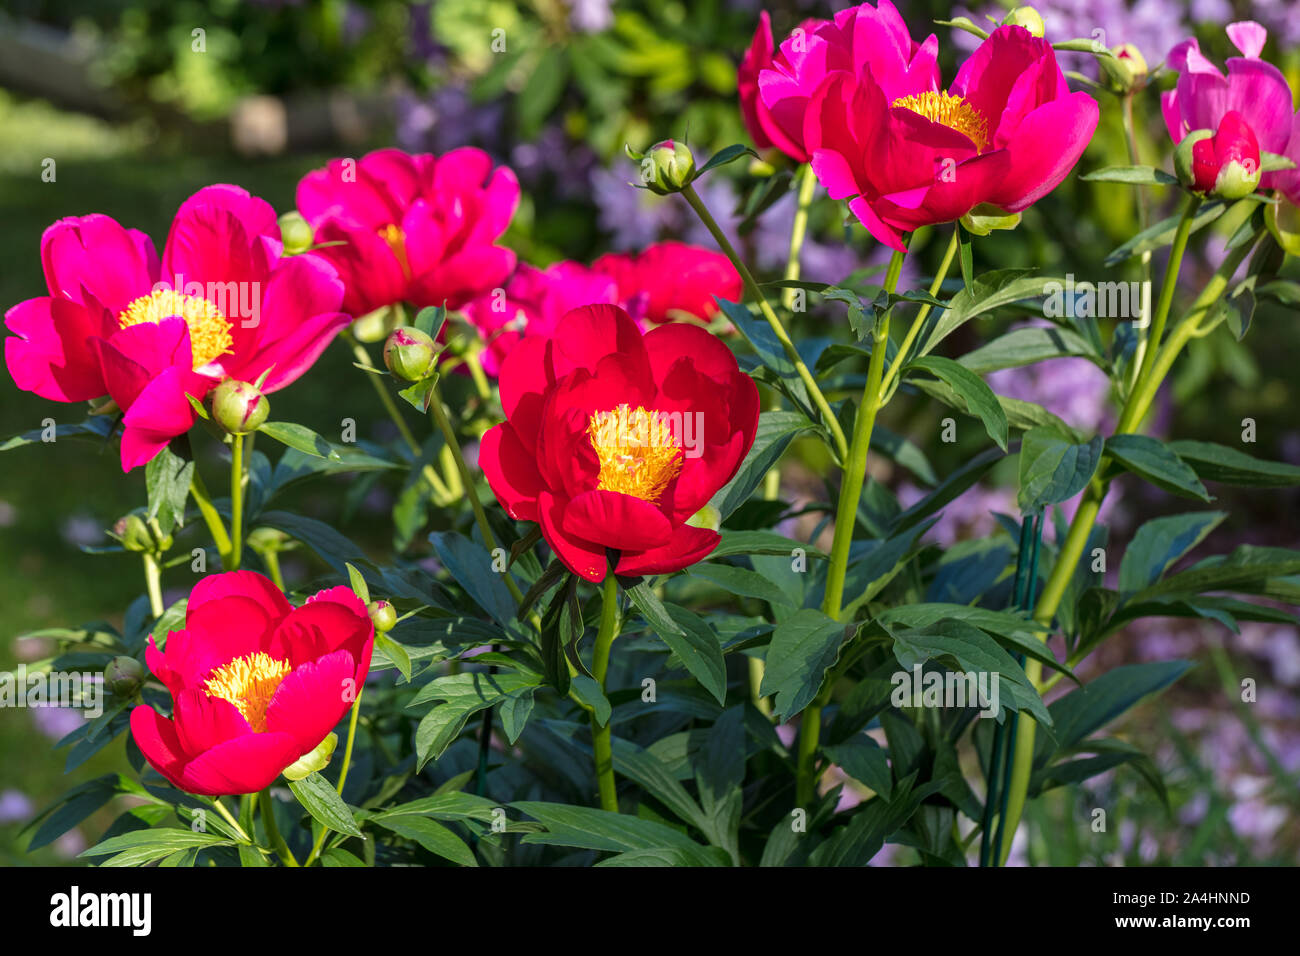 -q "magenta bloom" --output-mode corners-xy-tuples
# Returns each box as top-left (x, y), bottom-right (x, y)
(593, 241), (743, 326)
(1162, 21), (1300, 205)
(131, 571), (374, 796)
(297, 147), (519, 317)
(4, 185), (350, 470)
(1189, 111), (1261, 196)
(758, 2), (1098, 251)
(738, 10), (830, 160)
